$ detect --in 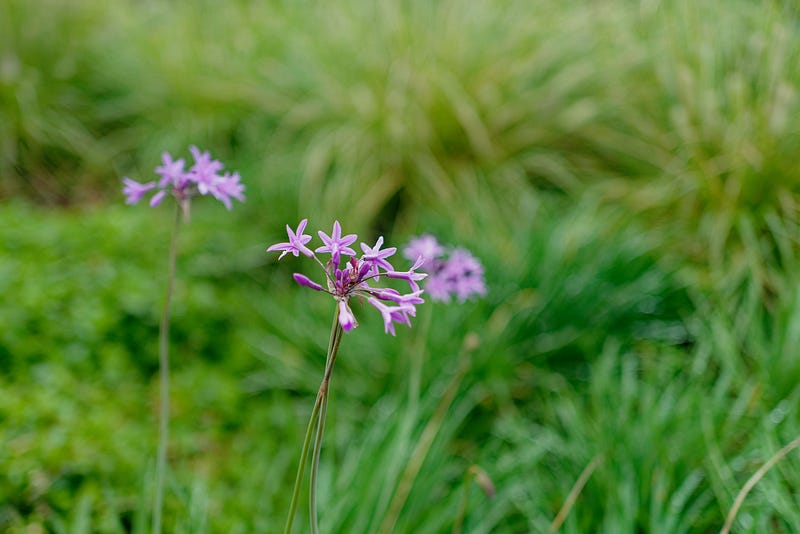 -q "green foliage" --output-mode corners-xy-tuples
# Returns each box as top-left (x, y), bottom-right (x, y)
(4, 0), (799, 255)
(3, 0), (800, 532)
